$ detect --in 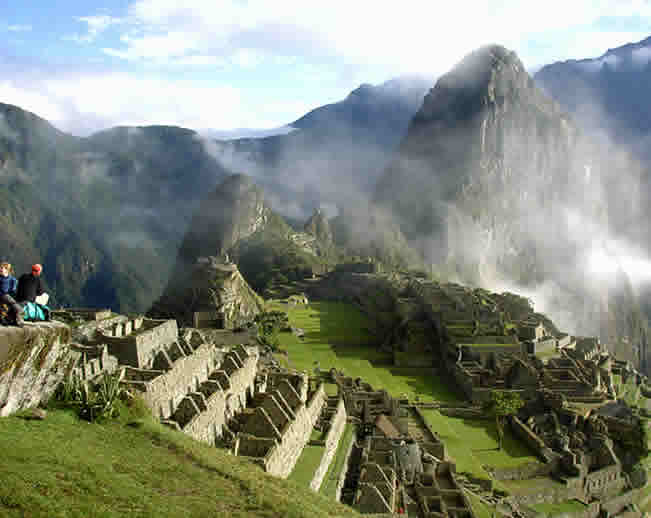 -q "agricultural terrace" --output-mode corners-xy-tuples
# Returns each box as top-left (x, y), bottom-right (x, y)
(269, 300), (539, 488)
